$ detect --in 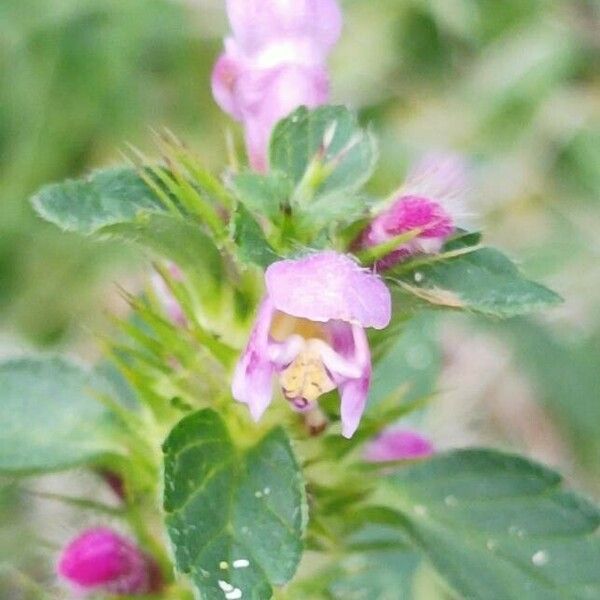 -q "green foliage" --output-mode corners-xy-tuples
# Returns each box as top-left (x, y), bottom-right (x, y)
(380, 449), (600, 599)
(0, 356), (123, 474)
(31, 167), (165, 235)
(232, 171), (292, 223)
(389, 244), (562, 318)
(268, 106), (377, 231)
(163, 409), (306, 600)
(370, 312), (441, 407)
(327, 526), (420, 599)
(496, 319), (600, 473)
(2, 1), (599, 598)
(270, 105), (377, 196)
(231, 205), (280, 268)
